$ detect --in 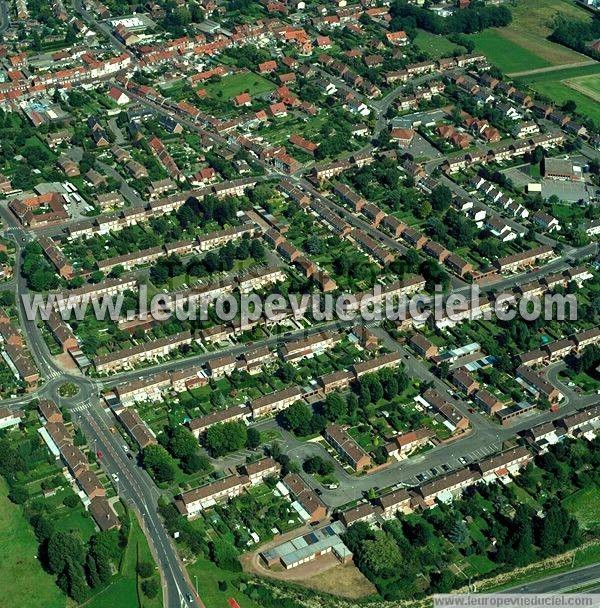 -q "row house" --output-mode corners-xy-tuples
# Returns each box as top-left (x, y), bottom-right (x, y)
(115, 407), (158, 449)
(558, 406), (600, 438)
(196, 224), (256, 251)
(421, 389), (469, 432)
(282, 473), (327, 523)
(516, 366), (563, 404)
(451, 368), (479, 395)
(352, 352), (402, 377)
(280, 331), (342, 362)
(409, 333), (438, 359)
(393, 427), (435, 456)
(55, 277), (137, 311)
(177, 475), (251, 519)
(317, 370), (354, 394)
(417, 468), (481, 507)
(377, 489), (412, 519)
(495, 245), (554, 273)
(338, 502), (379, 528)
(476, 446), (531, 482)
(206, 355), (237, 378)
(250, 385), (304, 418)
(114, 372), (171, 405)
(473, 389), (504, 414)
(93, 331), (192, 373)
(324, 423), (372, 472)
(239, 458), (281, 485)
(188, 405), (251, 438)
